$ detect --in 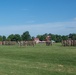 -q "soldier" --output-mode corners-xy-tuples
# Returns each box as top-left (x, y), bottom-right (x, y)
(46, 36), (52, 46)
